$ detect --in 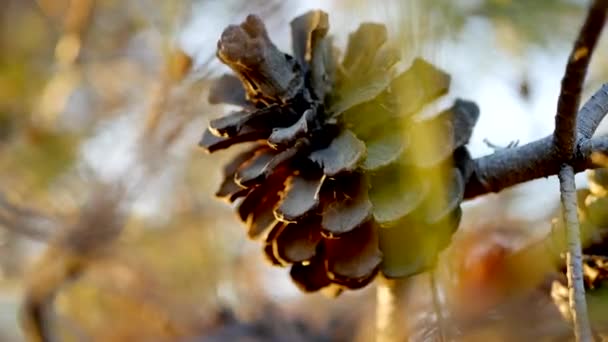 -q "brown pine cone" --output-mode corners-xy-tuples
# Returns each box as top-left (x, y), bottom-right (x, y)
(200, 10), (479, 293)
